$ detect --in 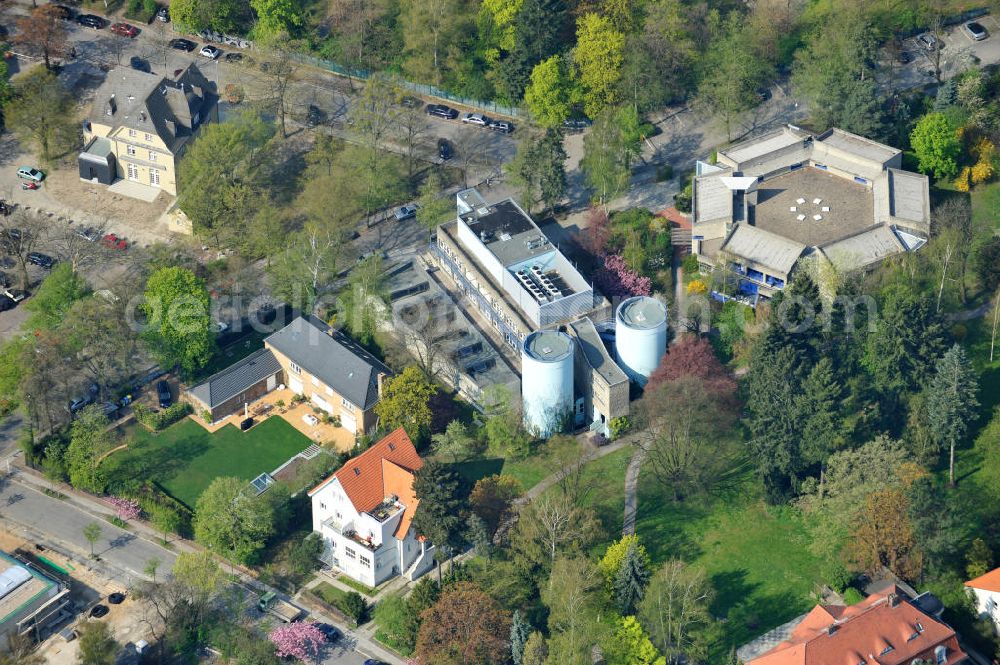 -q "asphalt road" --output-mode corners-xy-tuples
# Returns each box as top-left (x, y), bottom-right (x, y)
(0, 473), (177, 581)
